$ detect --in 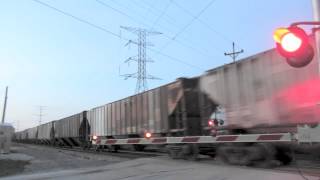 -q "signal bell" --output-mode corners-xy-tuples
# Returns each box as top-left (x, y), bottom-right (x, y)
(273, 26), (314, 68)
